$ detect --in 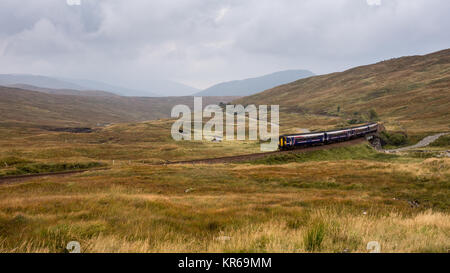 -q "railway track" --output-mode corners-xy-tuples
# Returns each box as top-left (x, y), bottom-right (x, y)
(157, 137), (368, 165)
(0, 168), (109, 185)
(0, 137), (370, 184)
